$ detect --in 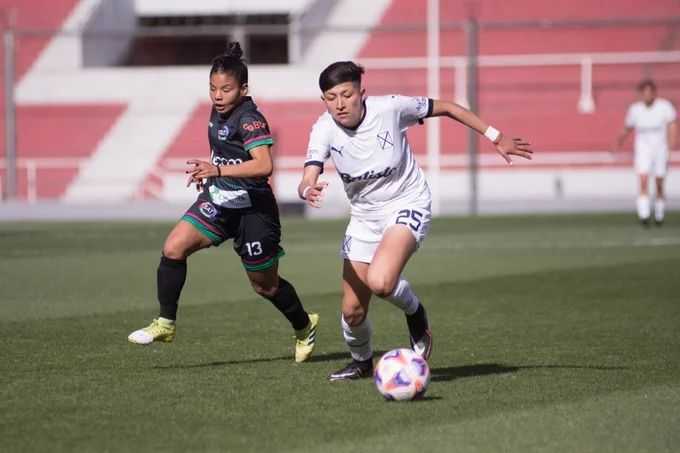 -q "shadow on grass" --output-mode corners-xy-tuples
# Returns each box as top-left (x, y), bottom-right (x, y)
(152, 350), (387, 369)
(431, 363), (628, 382)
